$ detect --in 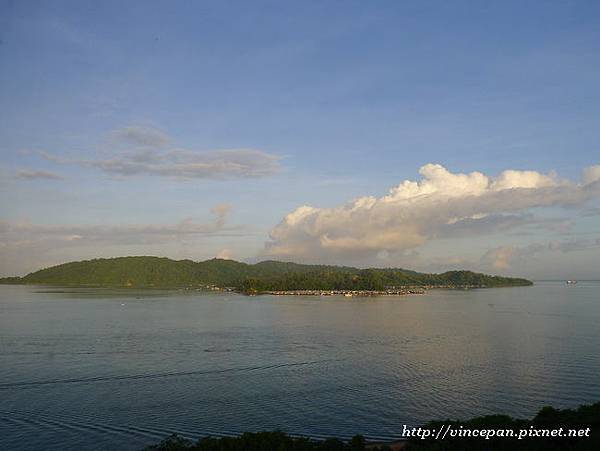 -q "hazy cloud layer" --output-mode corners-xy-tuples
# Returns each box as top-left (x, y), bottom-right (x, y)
(110, 125), (171, 148)
(38, 125), (282, 180)
(0, 204), (245, 275)
(82, 148), (282, 179)
(0, 203), (234, 248)
(482, 239), (600, 271)
(266, 163), (600, 262)
(16, 169), (65, 180)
